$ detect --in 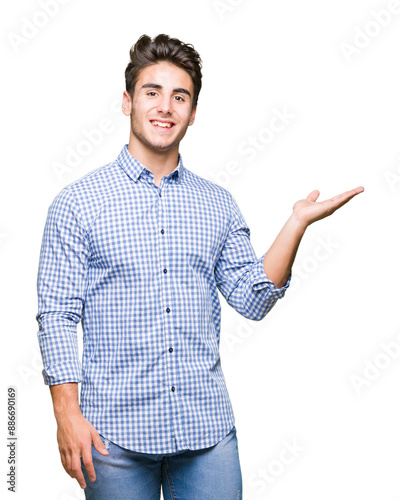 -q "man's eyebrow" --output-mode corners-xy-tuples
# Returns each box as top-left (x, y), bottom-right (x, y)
(172, 87), (192, 98)
(141, 83), (192, 98)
